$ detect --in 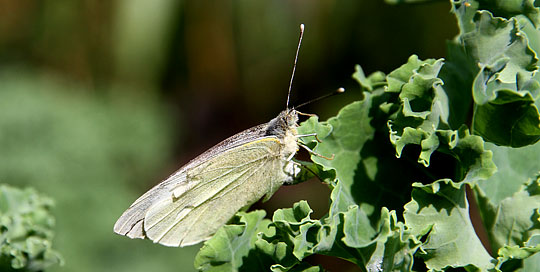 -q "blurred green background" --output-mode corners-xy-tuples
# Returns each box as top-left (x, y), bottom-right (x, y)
(0, 1), (456, 271)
